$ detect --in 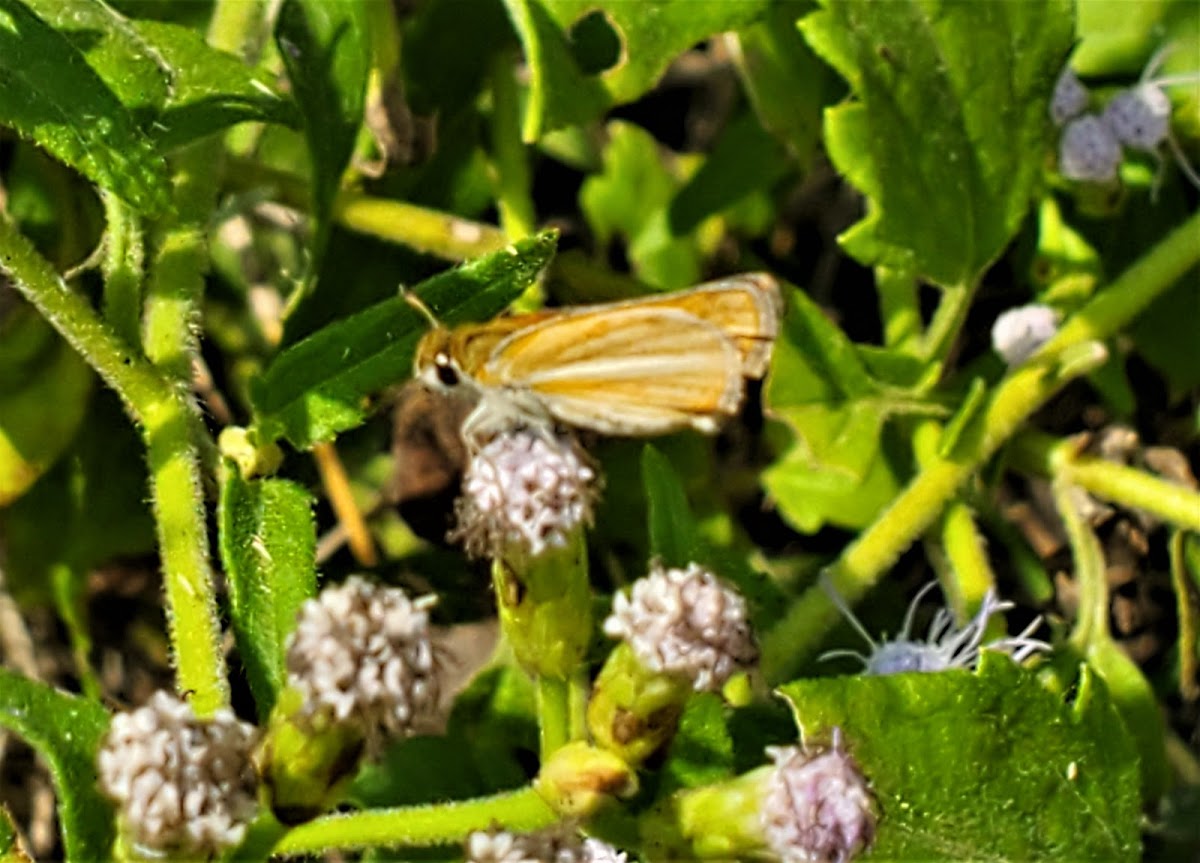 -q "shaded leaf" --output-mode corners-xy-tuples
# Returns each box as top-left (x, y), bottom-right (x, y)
(250, 230), (559, 449)
(275, 0), (370, 253)
(778, 656), (1140, 861)
(0, 390), (155, 604)
(0, 670), (114, 862)
(0, 0), (170, 213)
(506, 0), (770, 139)
(642, 443), (700, 568)
(800, 0), (1073, 287)
(763, 287), (902, 532)
(667, 112), (790, 236)
(0, 307), (92, 506)
(728, 0), (837, 168)
(580, 121), (700, 289)
(219, 466), (317, 719)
